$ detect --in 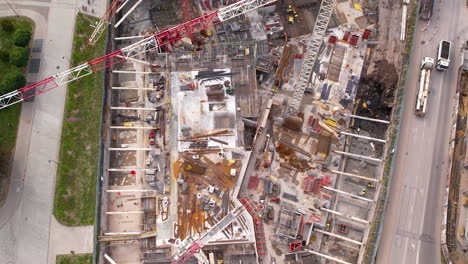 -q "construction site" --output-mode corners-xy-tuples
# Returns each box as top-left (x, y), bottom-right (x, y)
(0, 0), (402, 263)
(87, 1), (391, 263)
